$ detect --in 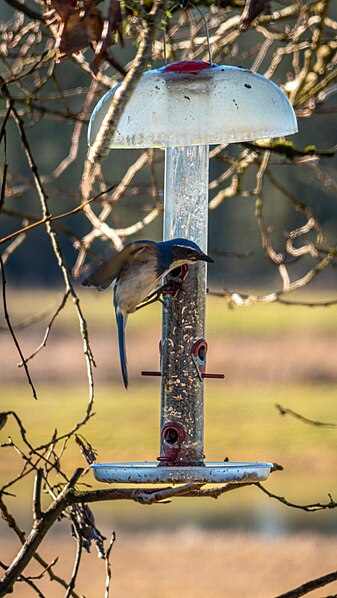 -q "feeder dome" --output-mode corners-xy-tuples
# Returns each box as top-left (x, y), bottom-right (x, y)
(88, 61), (298, 148)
